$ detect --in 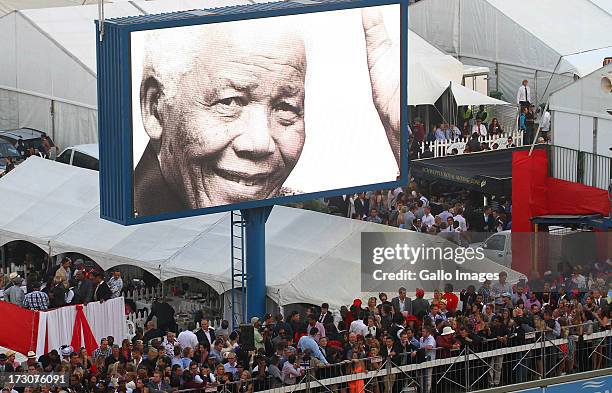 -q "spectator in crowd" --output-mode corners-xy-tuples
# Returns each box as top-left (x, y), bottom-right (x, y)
(53, 257), (72, 289)
(391, 287), (412, 316)
(366, 208), (382, 224)
(489, 118), (503, 135)
(467, 133), (482, 152)
(92, 271), (112, 302)
(472, 118), (487, 136)
(5, 274), (24, 306)
(146, 298), (177, 333)
(72, 270), (93, 305)
(48, 276), (66, 309)
(108, 270), (123, 299)
(22, 281), (49, 311)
